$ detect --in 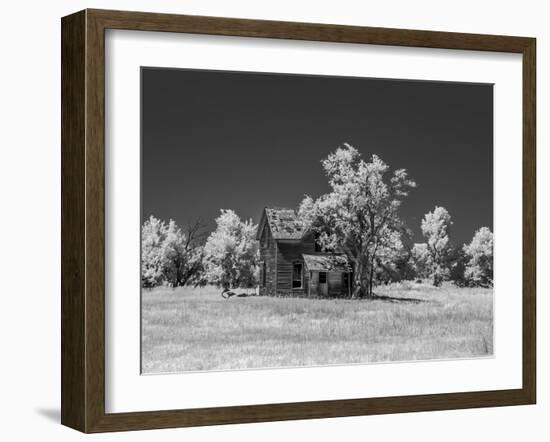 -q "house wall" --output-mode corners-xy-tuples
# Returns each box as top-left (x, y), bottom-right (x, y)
(260, 227), (350, 298)
(328, 272), (344, 297)
(307, 270), (349, 297)
(275, 233), (315, 295)
(259, 223), (277, 296)
(306, 270), (317, 296)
